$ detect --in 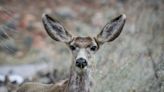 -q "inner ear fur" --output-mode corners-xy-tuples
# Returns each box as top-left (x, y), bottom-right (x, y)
(96, 14), (126, 44)
(42, 14), (73, 43)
